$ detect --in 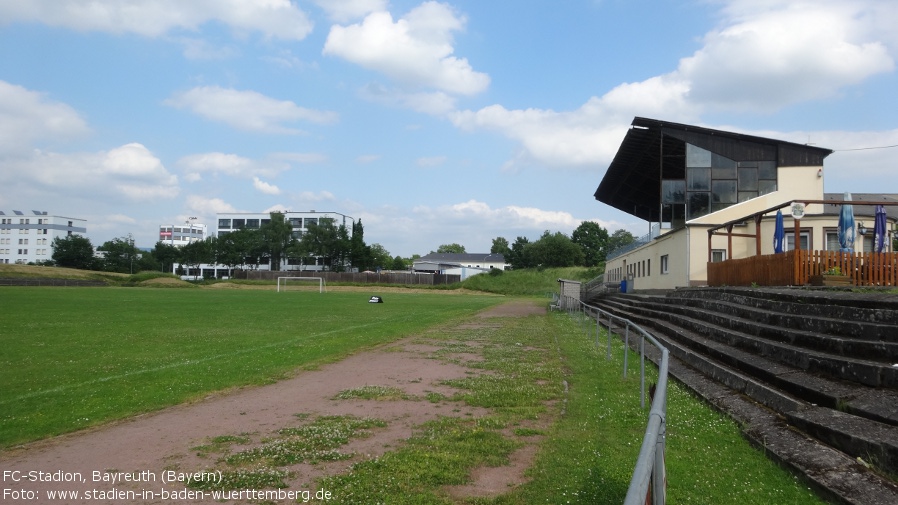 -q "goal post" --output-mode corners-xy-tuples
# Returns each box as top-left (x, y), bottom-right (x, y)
(277, 276), (326, 293)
